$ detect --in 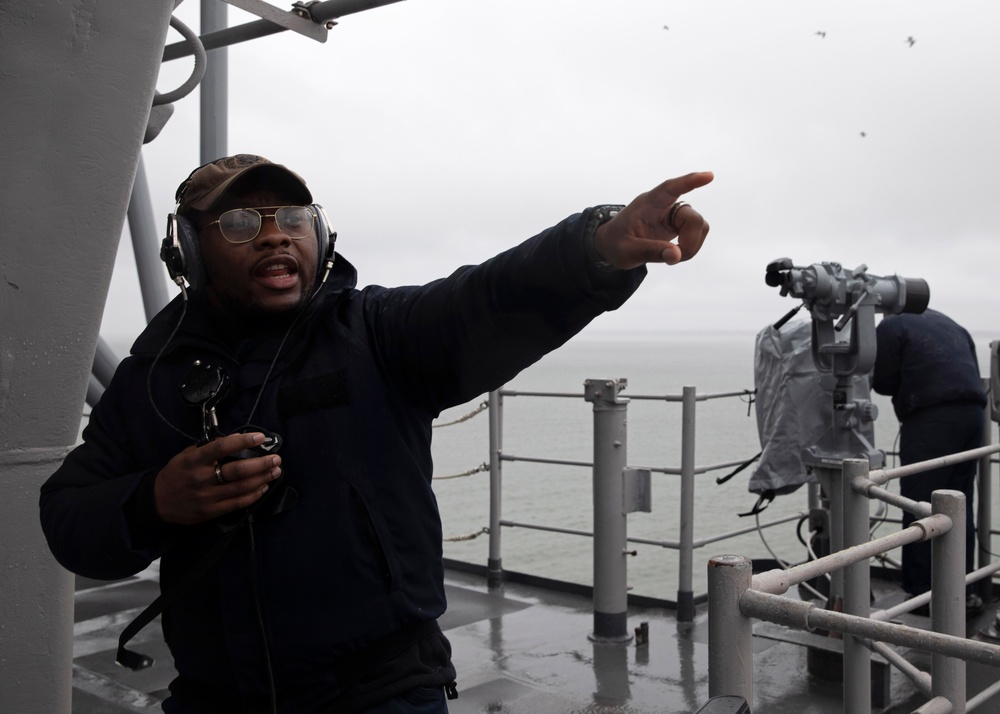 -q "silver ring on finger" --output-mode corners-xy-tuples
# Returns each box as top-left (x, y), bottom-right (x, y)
(214, 463), (228, 485)
(668, 200), (690, 229)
